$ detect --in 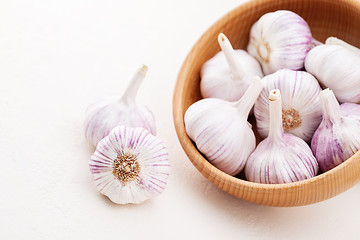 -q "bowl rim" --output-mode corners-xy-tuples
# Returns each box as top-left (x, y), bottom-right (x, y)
(172, 0), (360, 206)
